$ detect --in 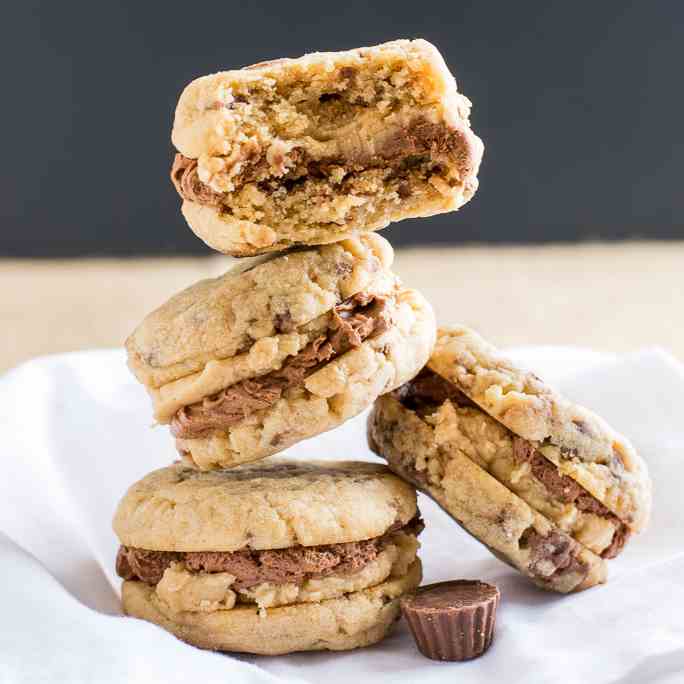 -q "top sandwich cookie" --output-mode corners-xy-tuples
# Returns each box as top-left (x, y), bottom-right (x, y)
(126, 233), (435, 469)
(171, 39), (483, 256)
